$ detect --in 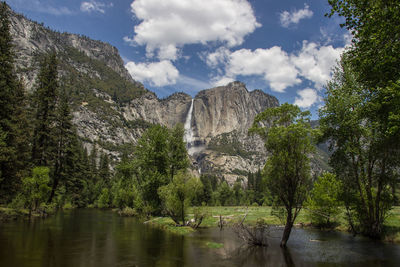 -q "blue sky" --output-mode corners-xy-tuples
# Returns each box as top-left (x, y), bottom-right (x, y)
(7, 0), (349, 118)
